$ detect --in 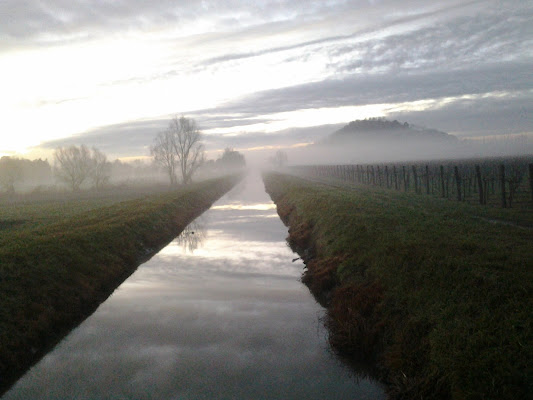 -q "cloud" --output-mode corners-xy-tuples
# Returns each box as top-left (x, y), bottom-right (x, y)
(7, 0), (533, 159)
(198, 62), (531, 117)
